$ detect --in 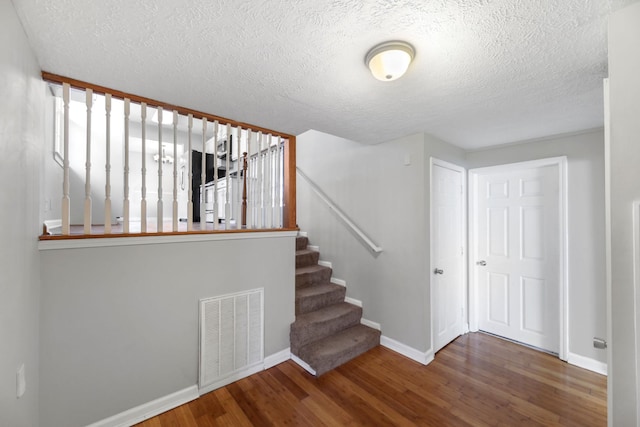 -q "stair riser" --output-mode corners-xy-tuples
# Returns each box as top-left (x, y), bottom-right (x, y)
(290, 306), (362, 353)
(296, 268), (332, 288)
(296, 287), (346, 315)
(296, 236), (308, 250)
(296, 251), (320, 268)
(302, 331), (381, 377)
